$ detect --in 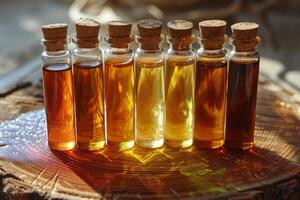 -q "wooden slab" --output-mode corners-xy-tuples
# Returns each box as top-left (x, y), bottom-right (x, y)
(0, 76), (299, 199)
